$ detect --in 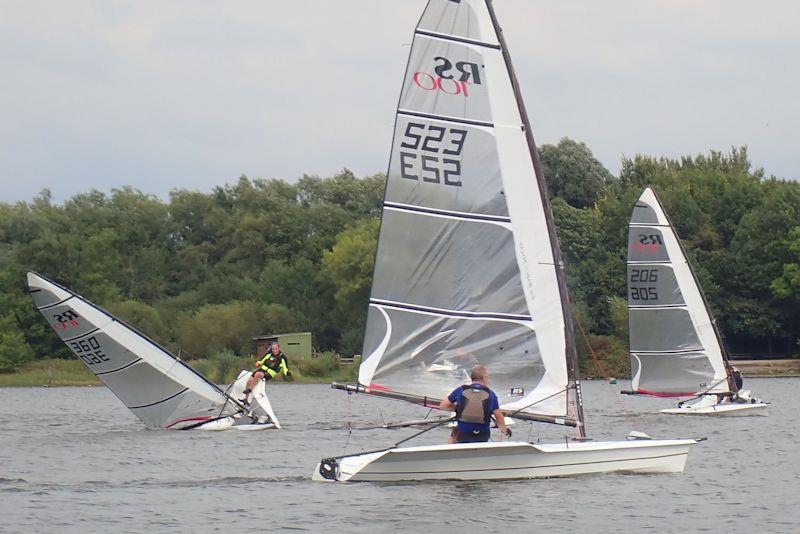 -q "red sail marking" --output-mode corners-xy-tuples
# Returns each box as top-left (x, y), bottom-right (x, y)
(166, 416), (213, 429)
